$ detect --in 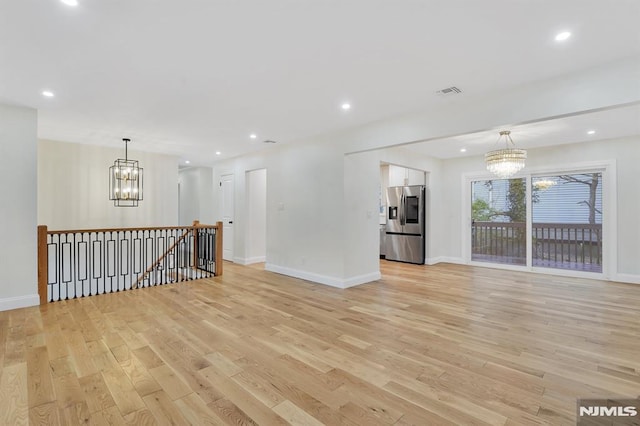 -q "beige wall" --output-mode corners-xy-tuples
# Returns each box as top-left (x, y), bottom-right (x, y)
(38, 140), (179, 230)
(178, 167), (215, 226)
